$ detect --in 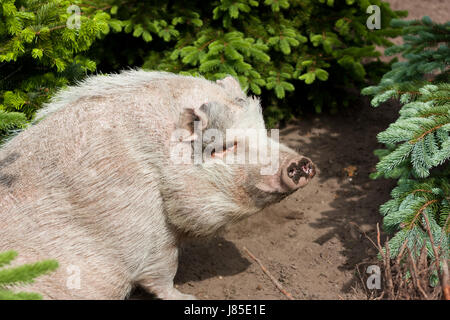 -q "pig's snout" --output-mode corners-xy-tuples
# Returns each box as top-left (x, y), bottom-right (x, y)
(281, 157), (315, 190)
